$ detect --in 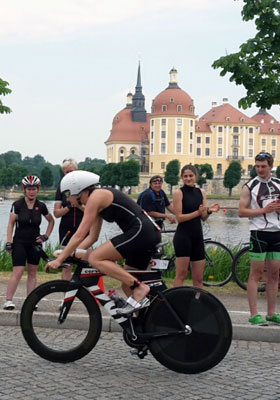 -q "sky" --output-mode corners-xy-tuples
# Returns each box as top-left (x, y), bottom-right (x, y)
(1, 0), (279, 166)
